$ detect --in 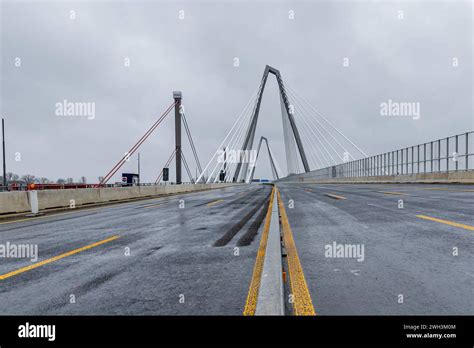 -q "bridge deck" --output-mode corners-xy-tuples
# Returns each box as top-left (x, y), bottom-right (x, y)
(0, 183), (471, 315)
